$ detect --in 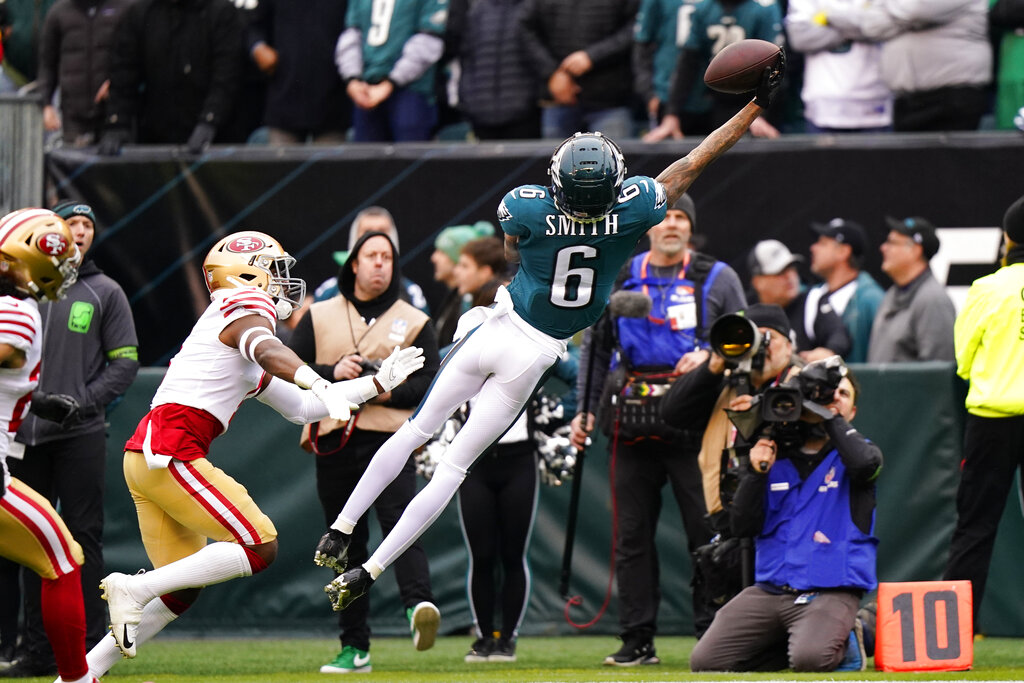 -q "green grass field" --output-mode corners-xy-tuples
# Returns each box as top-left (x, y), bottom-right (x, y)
(18, 635), (1024, 682)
